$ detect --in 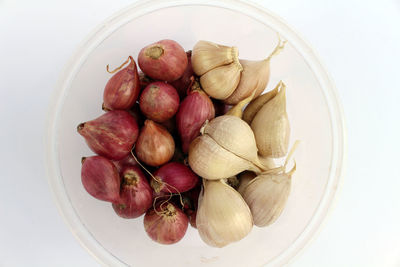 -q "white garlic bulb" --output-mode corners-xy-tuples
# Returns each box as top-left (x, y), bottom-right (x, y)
(196, 179), (253, 247)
